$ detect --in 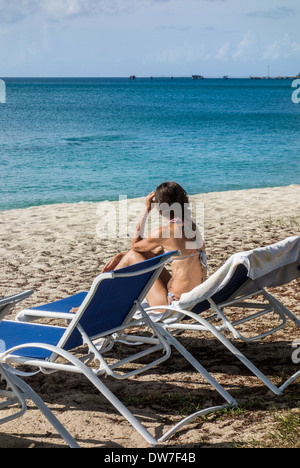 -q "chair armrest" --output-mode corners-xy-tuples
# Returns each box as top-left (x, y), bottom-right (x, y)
(16, 309), (73, 323)
(0, 290), (34, 322)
